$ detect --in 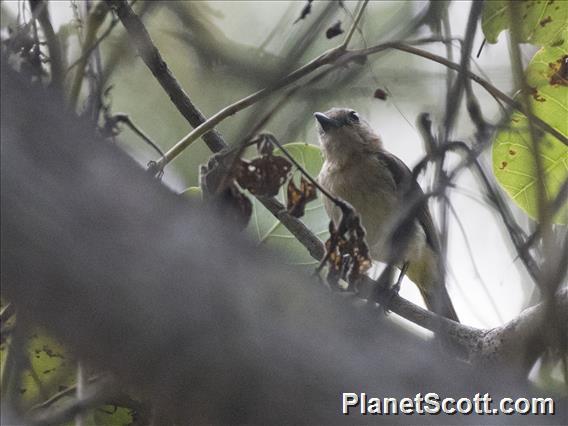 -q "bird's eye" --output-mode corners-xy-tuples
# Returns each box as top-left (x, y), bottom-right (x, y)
(348, 111), (360, 123)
